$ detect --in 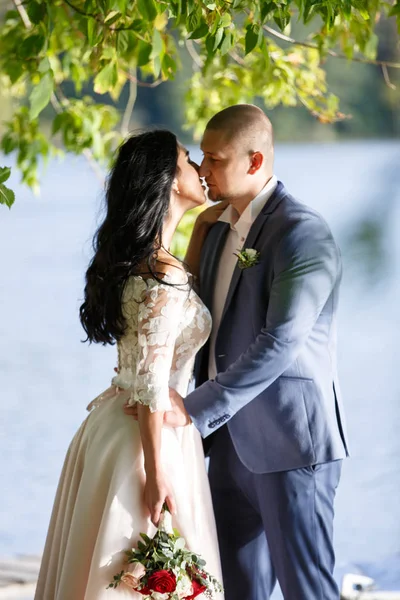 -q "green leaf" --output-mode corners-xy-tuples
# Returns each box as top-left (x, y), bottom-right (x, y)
(93, 61), (118, 93)
(119, 30), (138, 59)
(116, 30), (128, 54)
(0, 184), (15, 208)
(104, 10), (121, 25)
(151, 28), (163, 57)
(187, 8), (201, 32)
(174, 537), (186, 551)
(19, 34), (46, 59)
(245, 24), (259, 54)
(274, 7), (291, 30)
(220, 31), (233, 55)
(162, 54), (177, 78)
(171, 0), (183, 24)
(1, 134), (17, 155)
(205, 34), (215, 55)
(220, 13), (232, 27)
(357, 7), (370, 20)
(303, 1), (315, 23)
(137, 0), (157, 21)
(213, 26), (224, 50)
(137, 41), (152, 66)
(5, 60), (25, 84)
(0, 167), (11, 185)
(112, 0), (129, 12)
(29, 72), (54, 120)
(87, 18), (96, 45)
(27, 1), (47, 25)
(261, 1), (275, 22)
(52, 112), (66, 135)
(188, 22), (209, 39)
(38, 57), (51, 74)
